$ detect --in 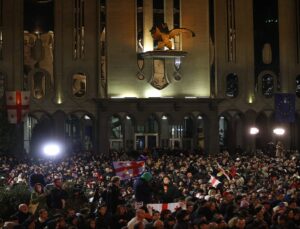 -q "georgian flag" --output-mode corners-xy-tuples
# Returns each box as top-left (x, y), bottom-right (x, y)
(209, 175), (221, 188)
(112, 161), (145, 180)
(147, 202), (186, 213)
(6, 91), (30, 124)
